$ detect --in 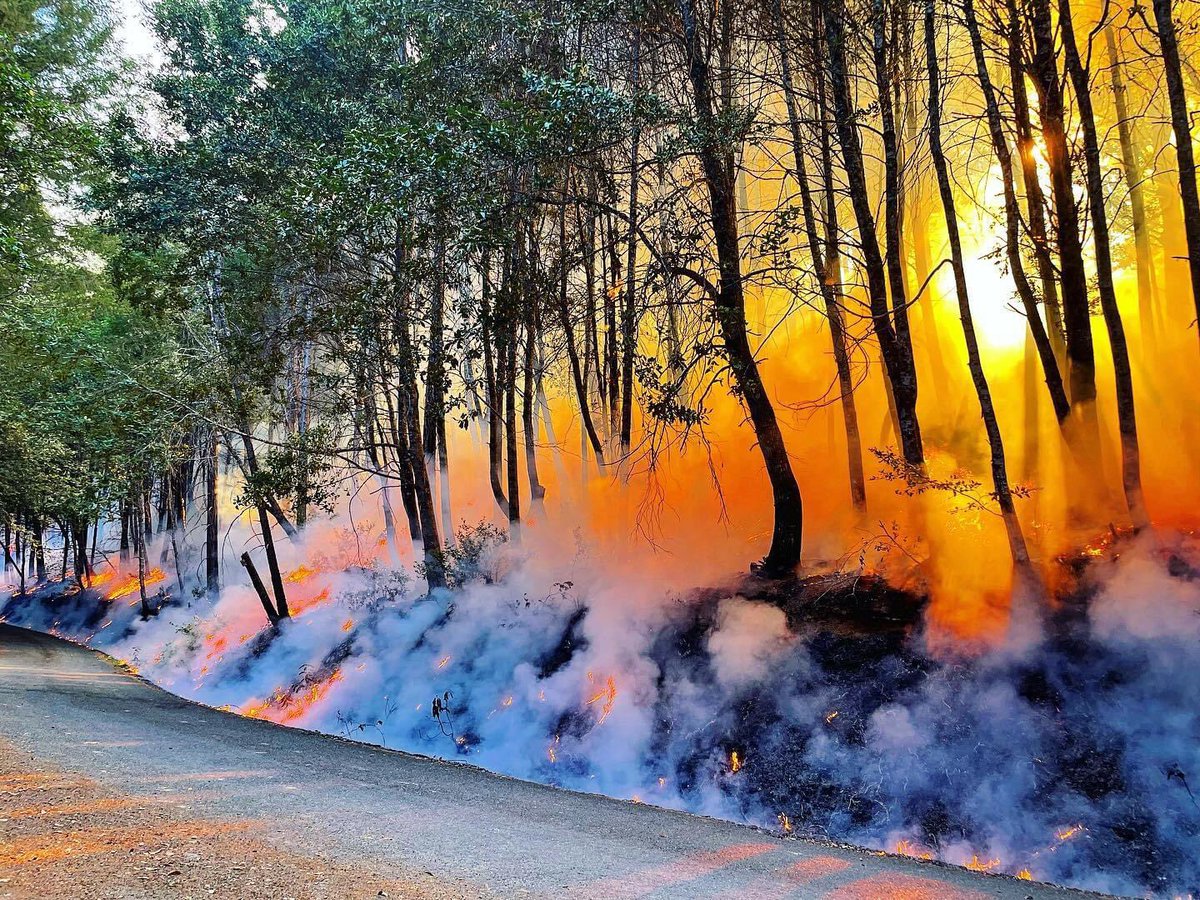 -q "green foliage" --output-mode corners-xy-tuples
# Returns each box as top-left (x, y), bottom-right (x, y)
(418, 520), (508, 589)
